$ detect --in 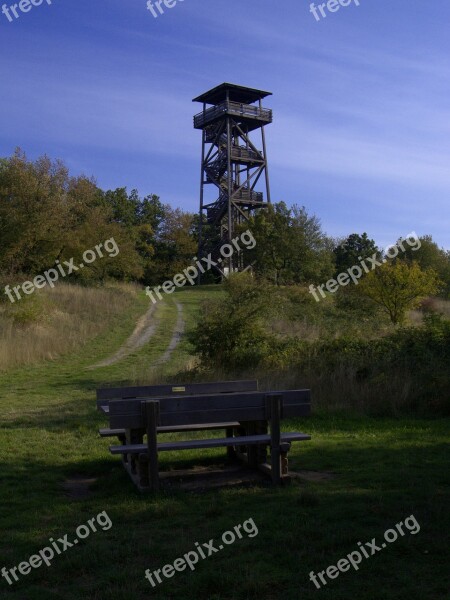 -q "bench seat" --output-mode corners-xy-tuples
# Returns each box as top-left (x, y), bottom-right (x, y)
(99, 428), (126, 438)
(99, 422), (241, 438)
(110, 432), (310, 454)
